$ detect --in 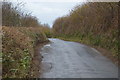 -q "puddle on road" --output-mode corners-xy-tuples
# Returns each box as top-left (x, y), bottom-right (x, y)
(41, 62), (52, 73)
(40, 43), (53, 74)
(41, 43), (52, 53)
(44, 44), (51, 47)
